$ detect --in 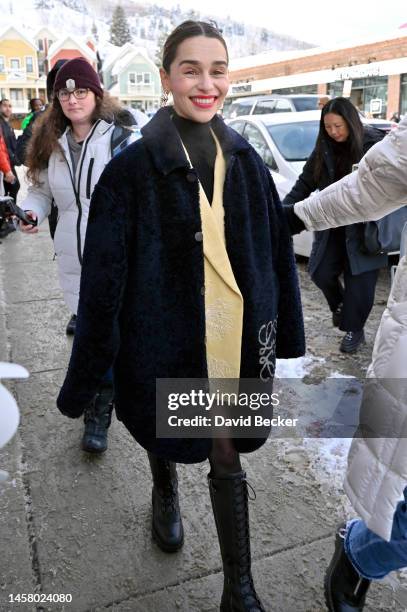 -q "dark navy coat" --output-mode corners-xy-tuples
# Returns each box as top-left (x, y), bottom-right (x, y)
(57, 107), (305, 463)
(283, 127), (387, 277)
